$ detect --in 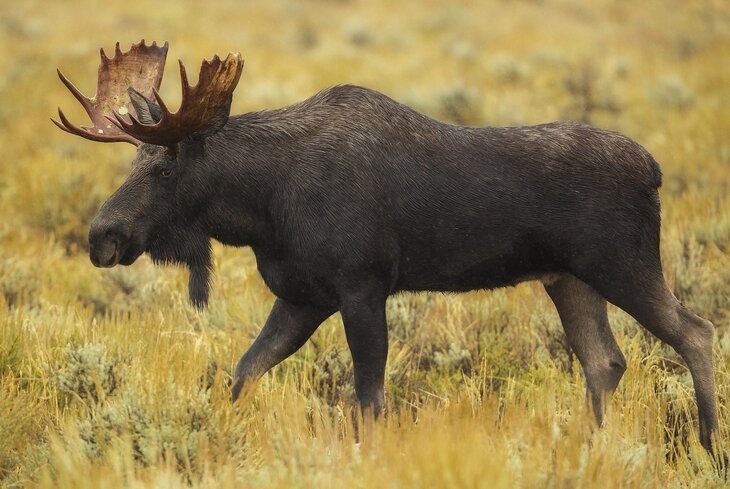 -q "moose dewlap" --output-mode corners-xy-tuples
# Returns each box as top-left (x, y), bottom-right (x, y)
(53, 40), (725, 466)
